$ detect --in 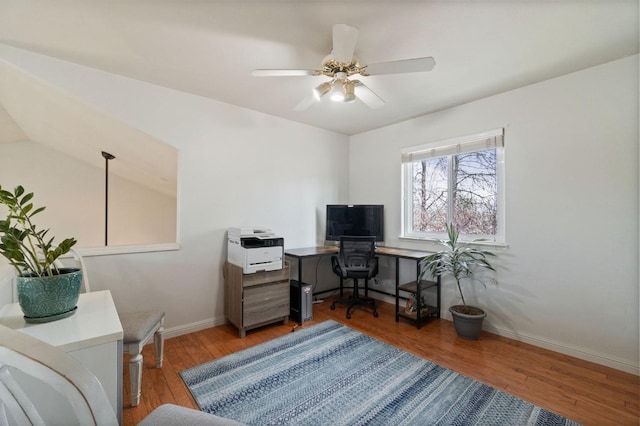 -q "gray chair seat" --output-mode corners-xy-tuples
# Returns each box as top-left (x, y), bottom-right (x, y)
(121, 311), (165, 343)
(119, 310), (165, 407)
